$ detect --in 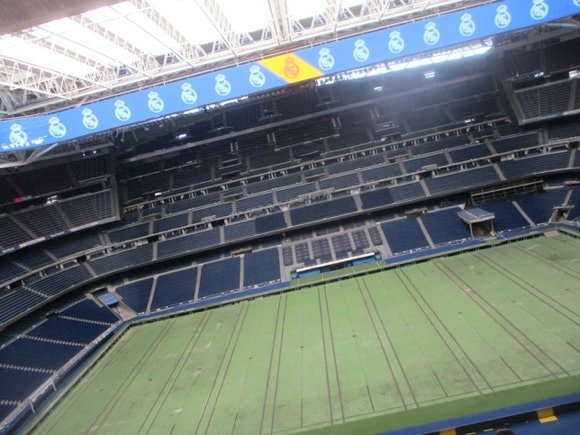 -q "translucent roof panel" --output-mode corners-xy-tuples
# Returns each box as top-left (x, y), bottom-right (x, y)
(28, 28), (119, 67)
(84, 2), (180, 56)
(217, 0), (271, 33)
(39, 18), (138, 66)
(148, 0), (221, 45)
(287, 0), (329, 19)
(0, 35), (94, 77)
